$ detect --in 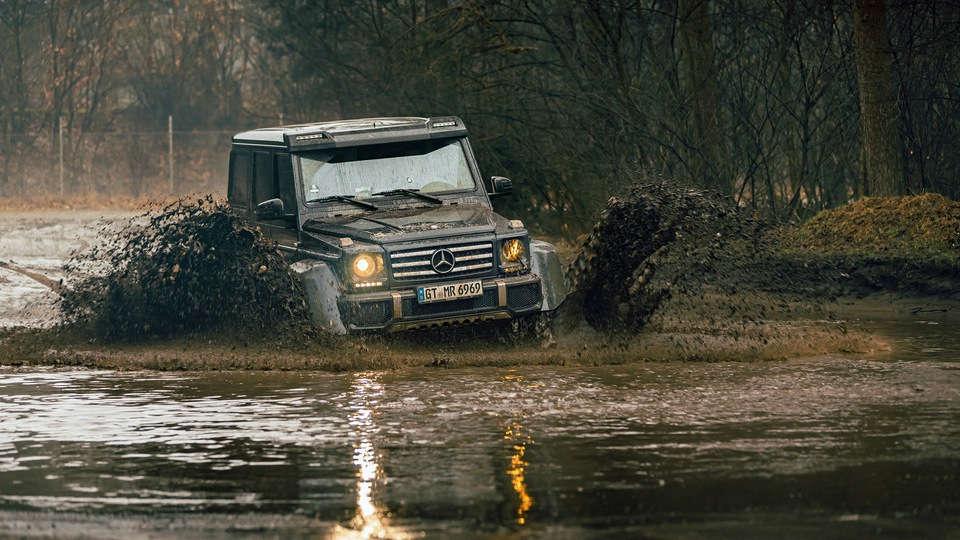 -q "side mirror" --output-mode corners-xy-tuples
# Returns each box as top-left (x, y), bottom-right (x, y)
(489, 176), (513, 199)
(255, 198), (285, 220)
